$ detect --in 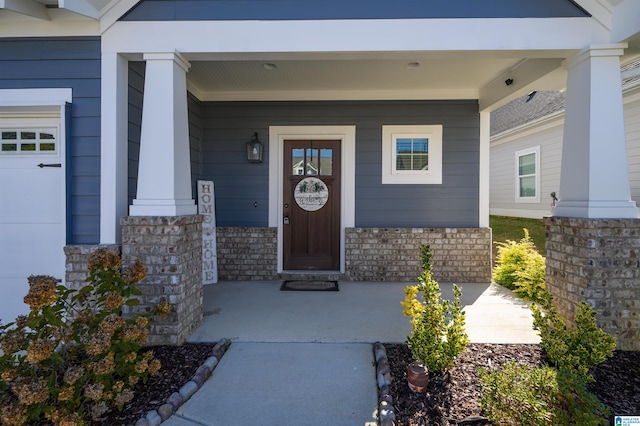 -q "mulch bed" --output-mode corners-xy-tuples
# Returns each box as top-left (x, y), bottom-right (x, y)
(91, 342), (640, 426)
(385, 343), (640, 426)
(94, 342), (218, 426)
